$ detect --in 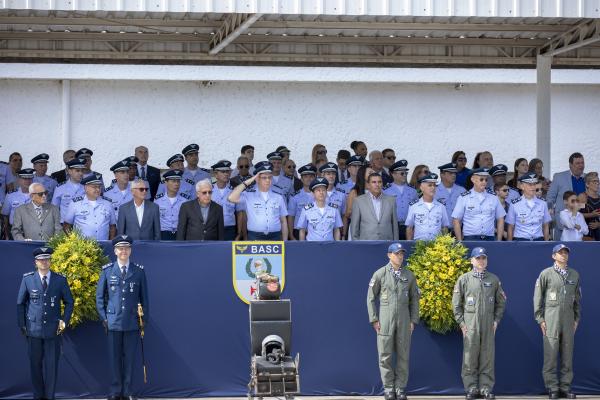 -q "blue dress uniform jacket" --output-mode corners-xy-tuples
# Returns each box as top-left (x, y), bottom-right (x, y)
(384, 183), (419, 223)
(17, 271), (74, 338)
(51, 180), (84, 223)
(96, 262), (149, 331)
